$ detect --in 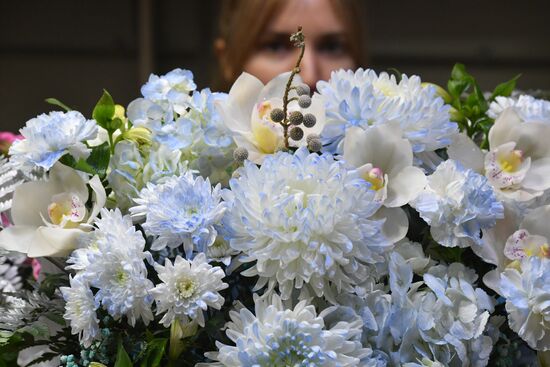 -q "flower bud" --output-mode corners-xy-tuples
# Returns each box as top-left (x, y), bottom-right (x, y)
(122, 127), (152, 147)
(233, 147), (249, 162)
(302, 113), (316, 128)
(307, 138), (322, 152)
(295, 84), (310, 96)
(298, 95), (312, 108)
(270, 108), (285, 123)
(289, 111), (303, 125)
(289, 127), (304, 141)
